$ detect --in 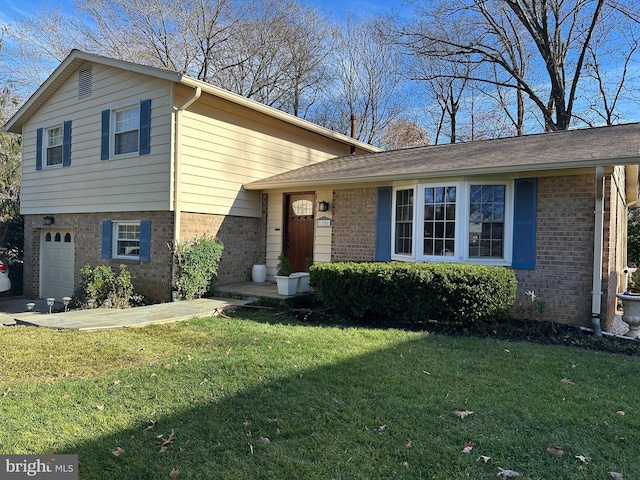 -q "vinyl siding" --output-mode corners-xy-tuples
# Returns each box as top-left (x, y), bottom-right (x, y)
(177, 84), (355, 218)
(21, 62), (173, 215)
